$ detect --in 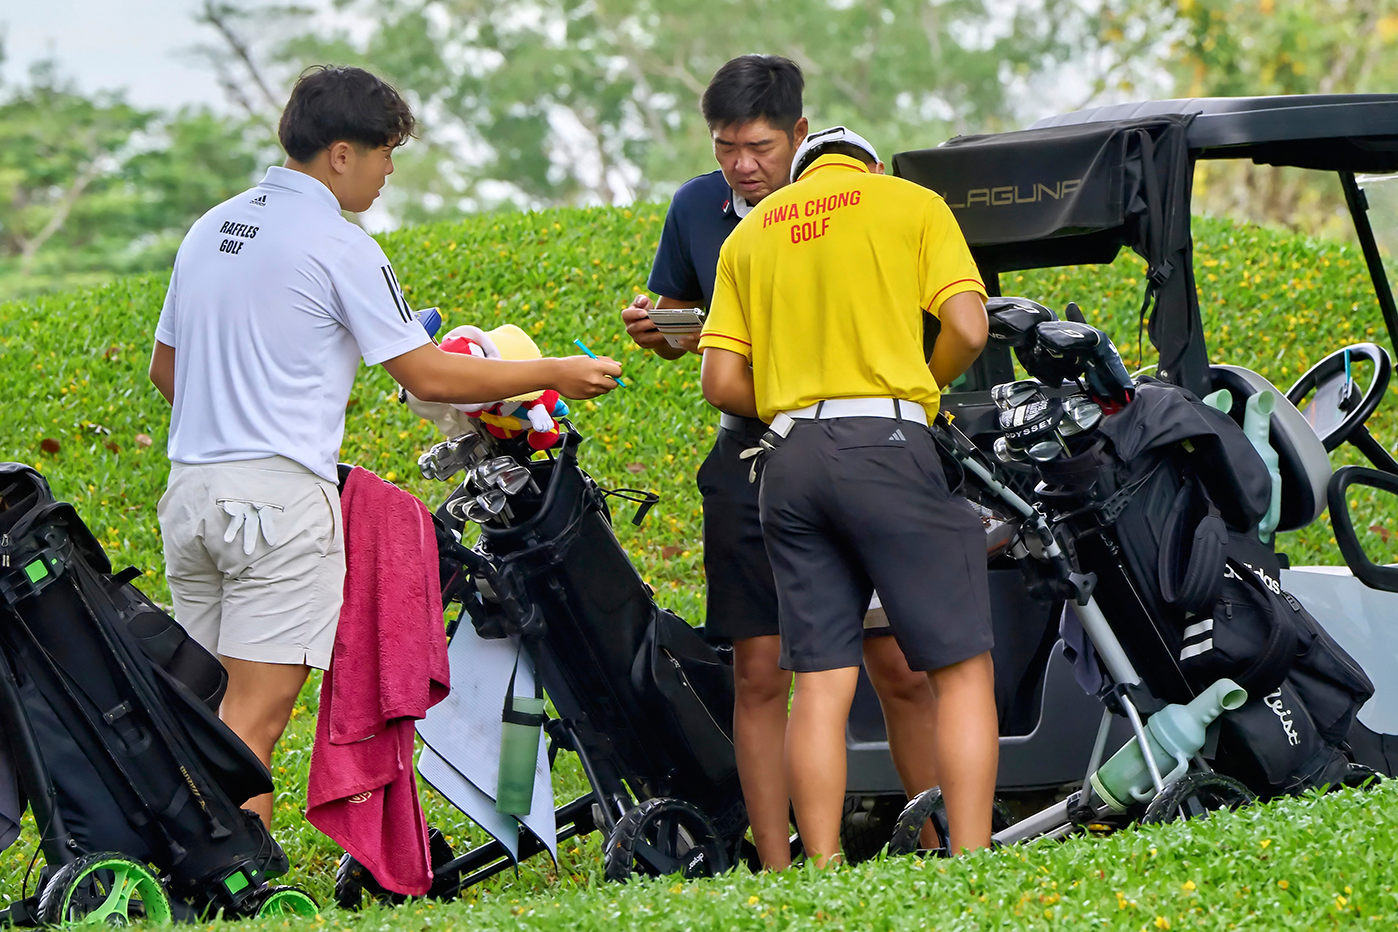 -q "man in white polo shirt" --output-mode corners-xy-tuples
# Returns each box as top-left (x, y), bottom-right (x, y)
(149, 65), (621, 827)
